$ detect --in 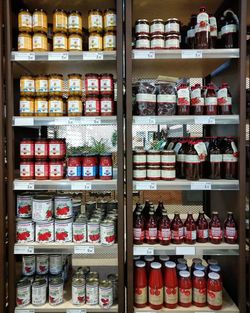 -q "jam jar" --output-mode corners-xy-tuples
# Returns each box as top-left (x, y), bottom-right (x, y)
(53, 9), (68, 33)
(150, 19), (164, 36)
(100, 74), (114, 96)
(99, 153), (113, 180)
(35, 139), (49, 159)
(67, 154), (82, 180)
(35, 159), (49, 180)
(89, 32), (103, 51)
(133, 166), (146, 181)
(103, 31), (116, 51)
(82, 154), (98, 180)
(147, 166), (161, 180)
(67, 96), (83, 116)
(49, 74), (64, 96)
(104, 9), (116, 32)
(68, 10), (82, 34)
(35, 97), (48, 116)
(100, 96), (114, 116)
(85, 96), (100, 116)
(133, 150), (147, 166)
(33, 32), (48, 51)
(151, 35), (164, 49)
(68, 33), (82, 51)
(20, 139), (34, 159)
(88, 9), (103, 33)
(33, 9), (48, 34)
(49, 159), (64, 179)
(68, 74), (82, 96)
(165, 34), (180, 49)
(165, 18), (180, 35)
(161, 150), (176, 166)
(161, 166), (176, 180)
(20, 96), (34, 116)
(35, 75), (48, 96)
(49, 139), (66, 159)
(136, 34), (150, 49)
(20, 75), (35, 96)
(85, 73), (100, 96)
(53, 32), (68, 51)
(177, 84), (190, 115)
(18, 32), (32, 51)
(20, 159), (34, 179)
(147, 150), (161, 166)
(18, 9), (32, 33)
(49, 97), (63, 116)
(135, 19), (150, 36)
